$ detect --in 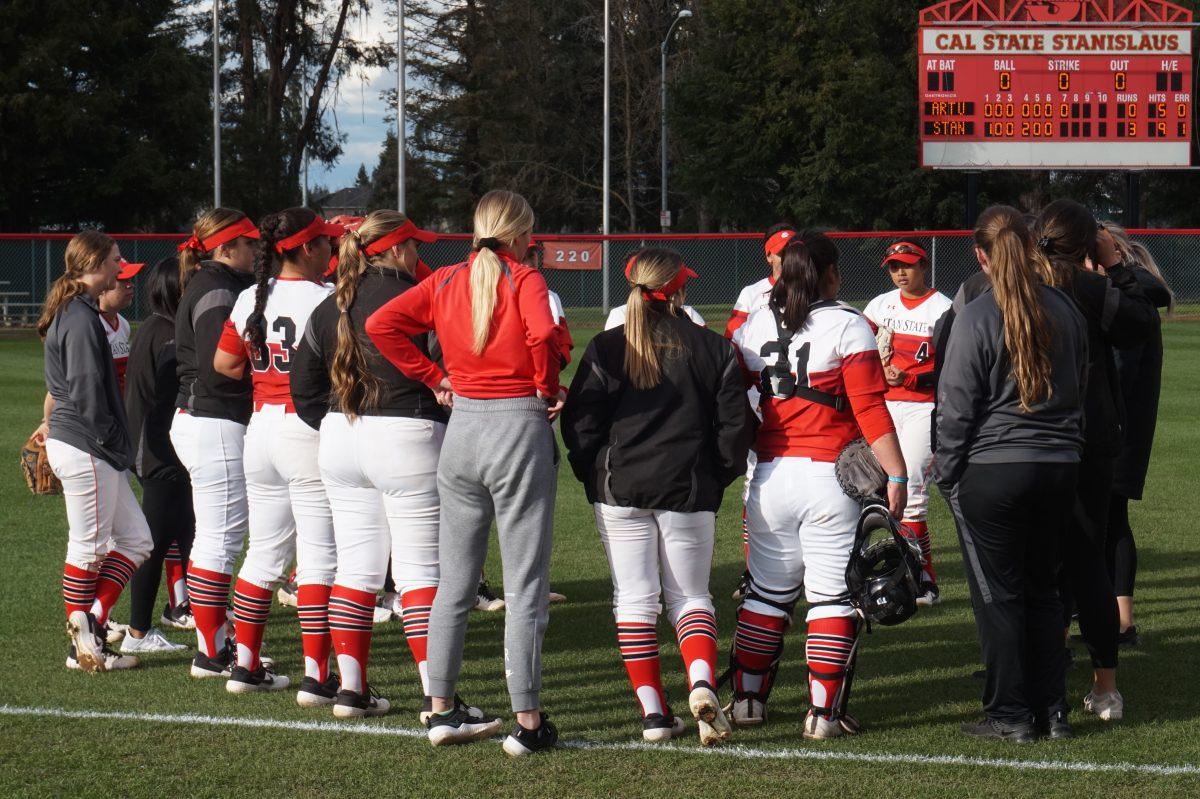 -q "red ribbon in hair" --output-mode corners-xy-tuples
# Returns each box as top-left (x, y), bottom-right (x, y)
(177, 216), (260, 253)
